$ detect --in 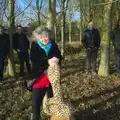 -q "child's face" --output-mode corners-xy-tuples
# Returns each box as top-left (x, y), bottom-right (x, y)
(37, 32), (49, 45)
